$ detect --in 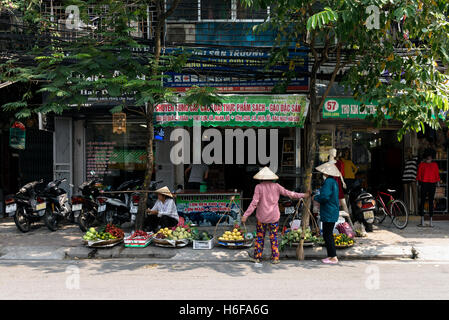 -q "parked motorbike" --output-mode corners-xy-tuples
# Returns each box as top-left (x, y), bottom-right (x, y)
(5, 180), (48, 233)
(348, 180), (376, 232)
(101, 179), (142, 226)
(72, 179), (103, 232)
(42, 178), (73, 231)
(128, 180), (163, 223)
